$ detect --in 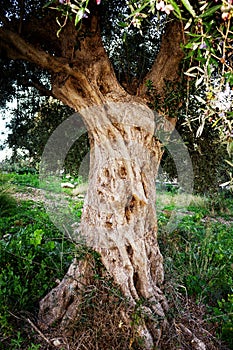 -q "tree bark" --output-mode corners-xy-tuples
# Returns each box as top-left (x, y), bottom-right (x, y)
(80, 102), (166, 304)
(39, 101), (170, 348)
(139, 20), (185, 98)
